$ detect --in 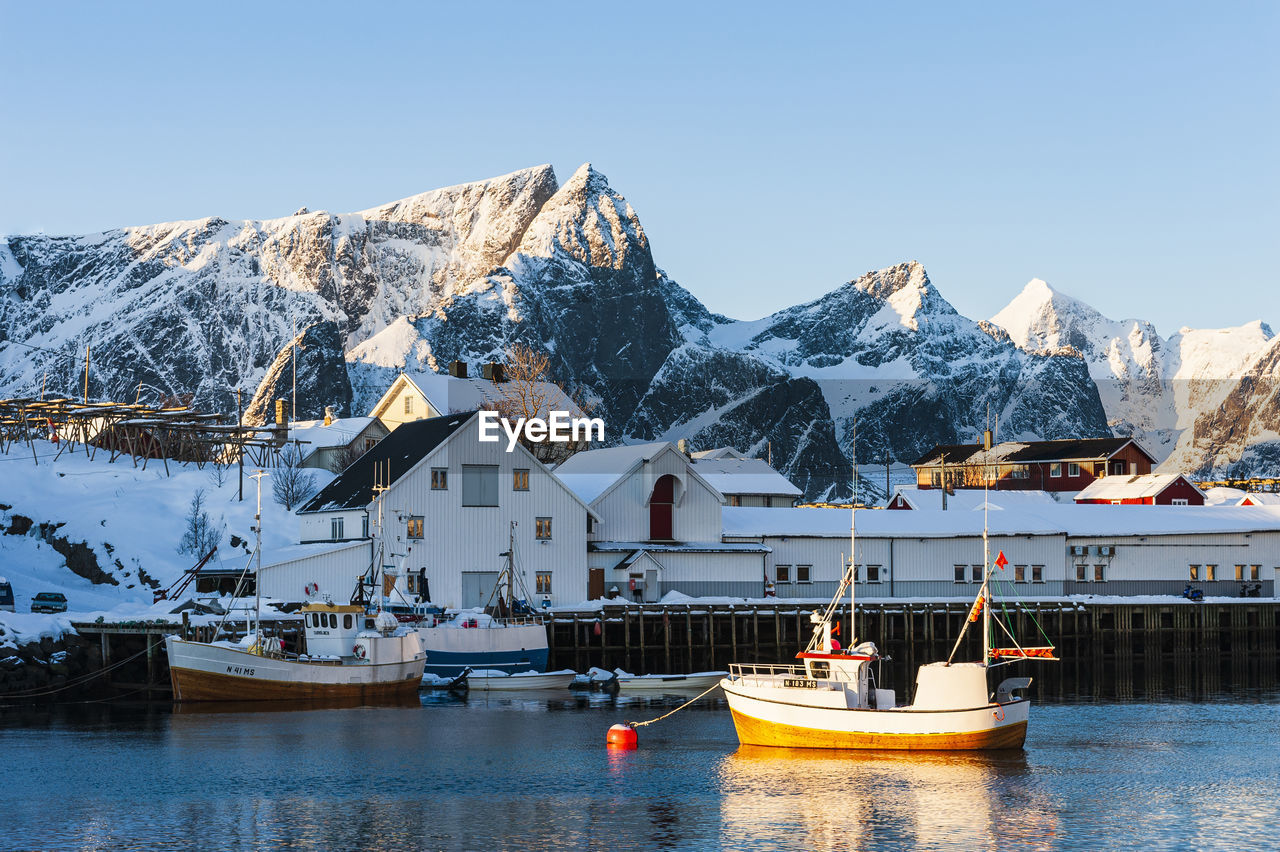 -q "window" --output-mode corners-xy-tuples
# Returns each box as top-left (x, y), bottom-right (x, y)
(1189, 564), (1200, 581)
(1049, 462), (1062, 478)
(328, 613), (337, 629)
(331, 517), (344, 540)
(362, 514), (369, 538)
(728, 495), (741, 507)
(931, 471), (942, 487)
(365, 438), (378, 452)
(535, 517), (552, 540)
(586, 514), (595, 534)
(1032, 565), (1044, 583)
(431, 468), (448, 490)
(1110, 460), (1127, 476)
(1075, 564), (1087, 582)
(1206, 564), (1216, 581)
(536, 571), (552, 595)
(1251, 565), (1261, 581)
(343, 614), (352, 630)
(797, 565), (812, 584)
(404, 394), (414, 414)
(407, 516), (424, 539)
(1068, 463), (1080, 477)
(954, 565), (967, 583)
(1011, 465), (1030, 479)
(1235, 564), (1246, 582)
(1094, 564), (1106, 583)
(972, 565), (983, 583)
(777, 564), (791, 583)
(1170, 498), (1188, 506)
(1014, 564), (1026, 582)
(866, 564), (881, 583)
(461, 464), (499, 506)
(513, 469), (530, 491)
